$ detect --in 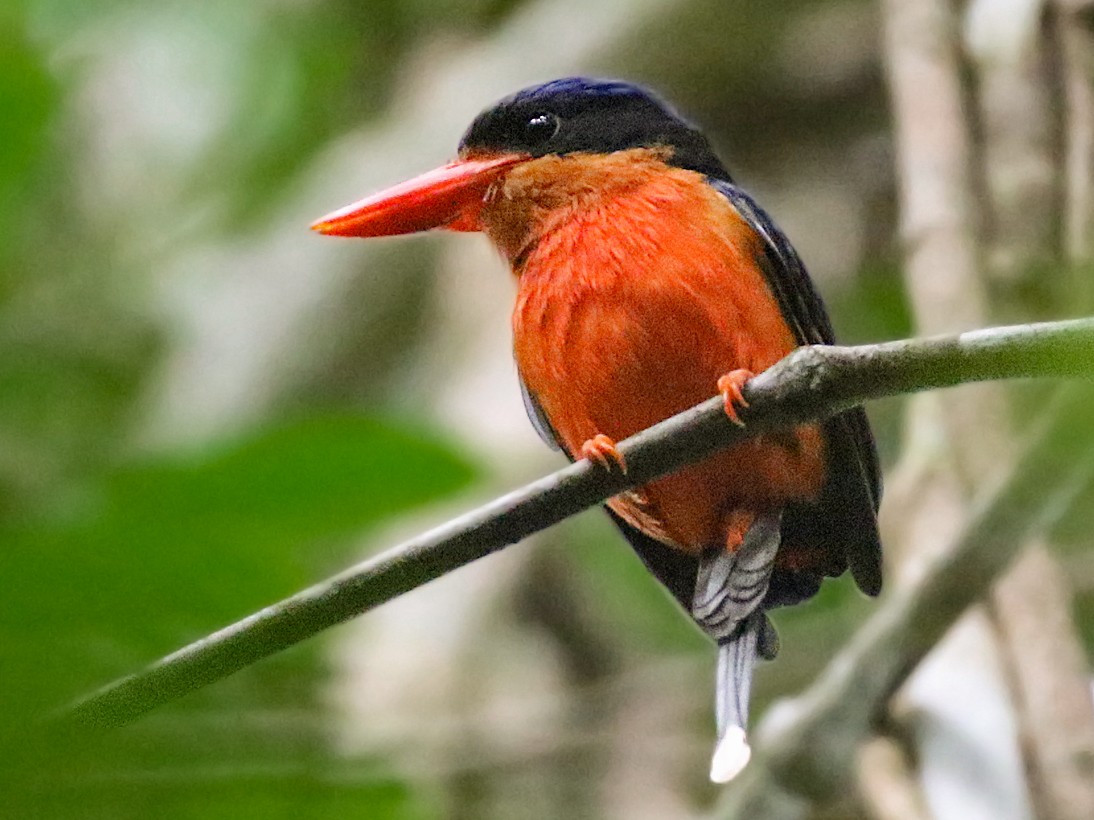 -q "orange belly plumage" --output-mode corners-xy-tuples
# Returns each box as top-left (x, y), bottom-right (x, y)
(503, 161), (825, 553)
